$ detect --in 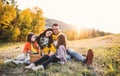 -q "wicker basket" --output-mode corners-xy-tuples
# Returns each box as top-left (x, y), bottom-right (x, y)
(30, 54), (41, 63)
(30, 48), (41, 63)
